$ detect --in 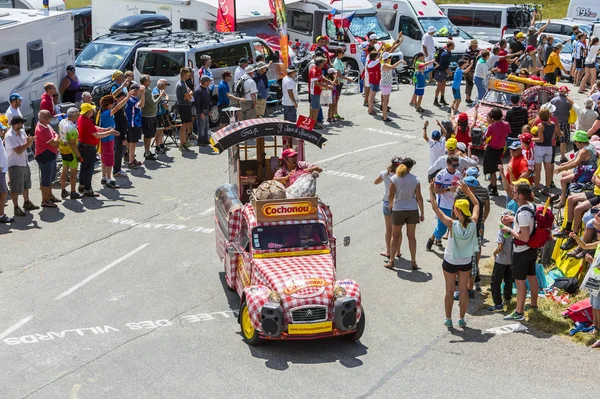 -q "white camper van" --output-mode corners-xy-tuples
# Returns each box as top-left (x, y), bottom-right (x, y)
(0, 8), (74, 122)
(567, 0), (600, 22)
(0, 0), (65, 10)
(372, 0), (491, 62)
